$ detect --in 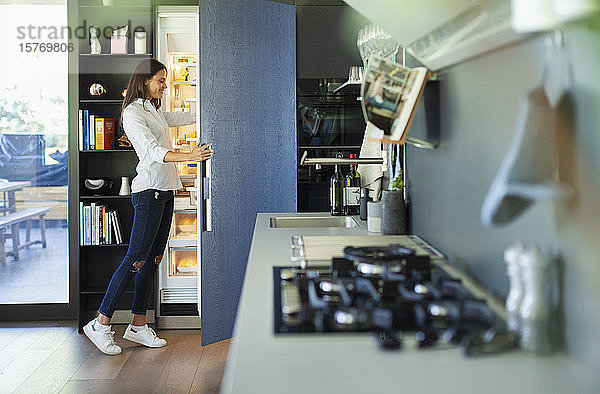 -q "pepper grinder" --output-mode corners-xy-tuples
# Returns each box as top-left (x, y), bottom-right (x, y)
(519, 246), (553, 353)
(504, 241), (525, 332)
